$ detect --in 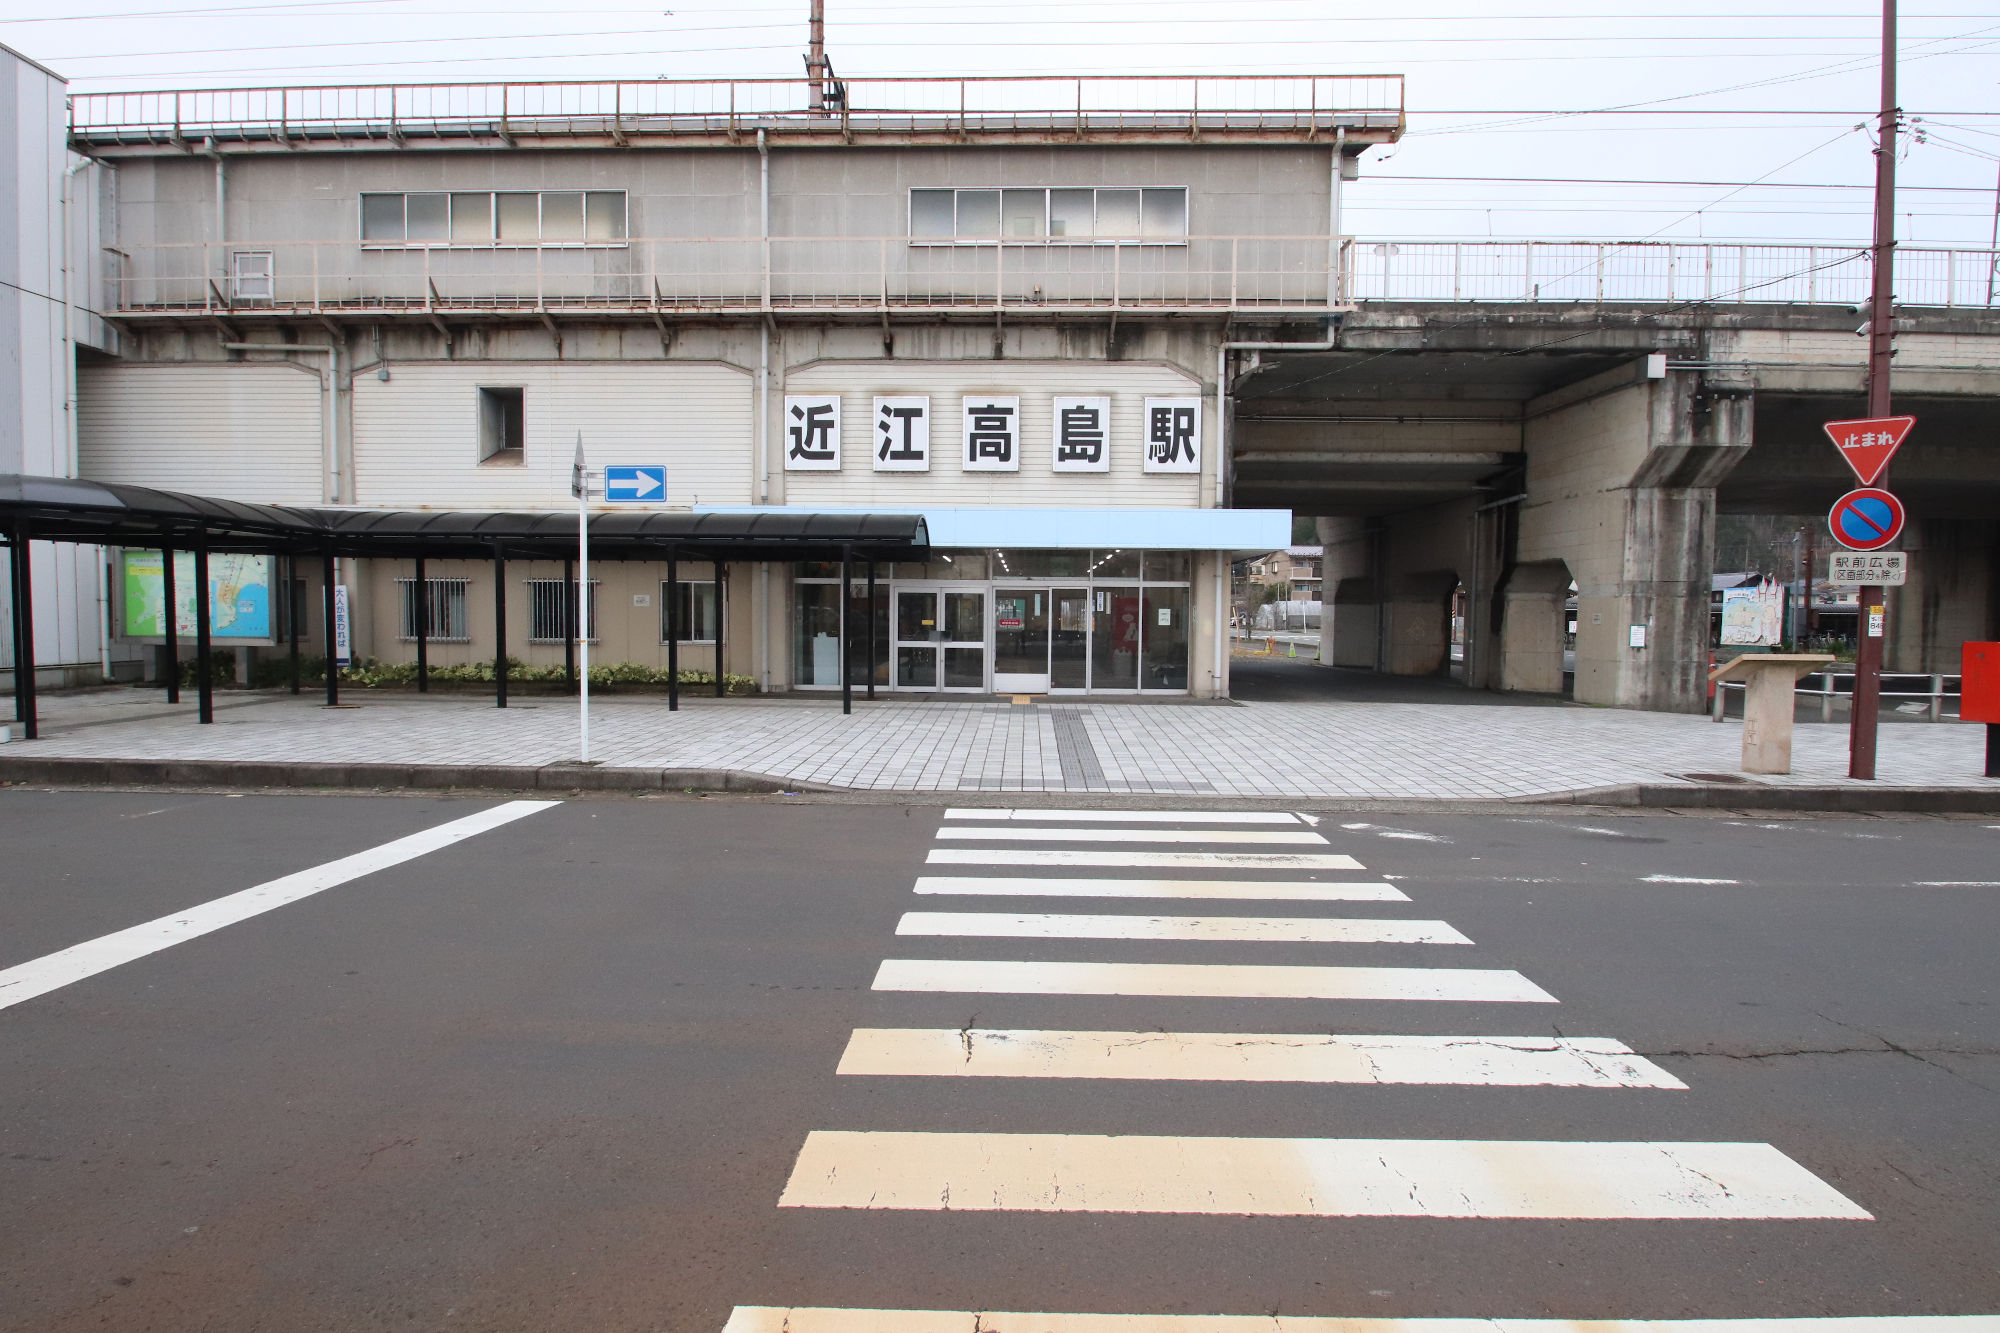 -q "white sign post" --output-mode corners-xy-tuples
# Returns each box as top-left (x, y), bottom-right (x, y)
(571, 433), (591, 765)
